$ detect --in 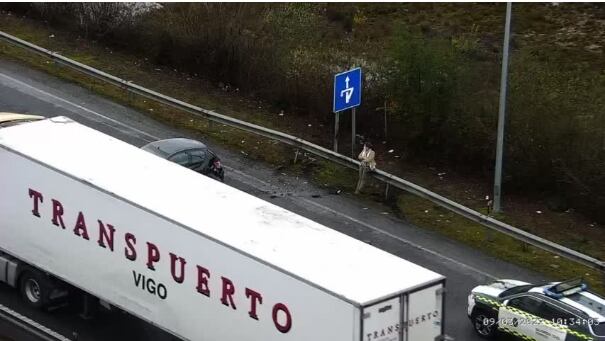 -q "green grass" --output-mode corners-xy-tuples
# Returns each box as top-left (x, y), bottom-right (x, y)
(397, 194), (604, 294)
(313, 161), (357, 190)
